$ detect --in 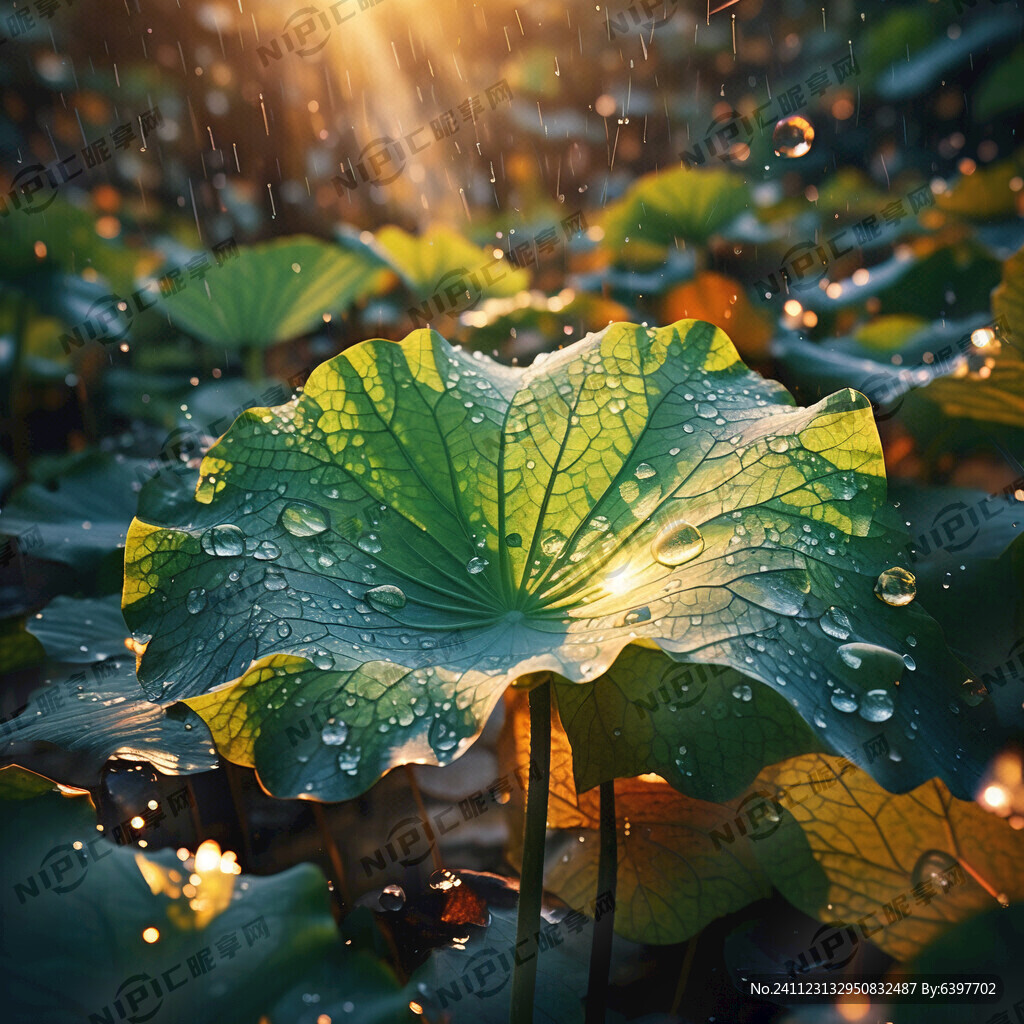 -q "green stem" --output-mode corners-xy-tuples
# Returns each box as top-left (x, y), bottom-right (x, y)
(585, 780), (617, 1024)
(509, 679), (551, 1024)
